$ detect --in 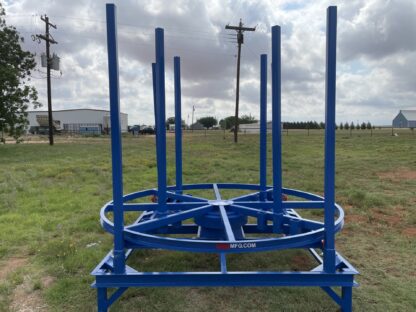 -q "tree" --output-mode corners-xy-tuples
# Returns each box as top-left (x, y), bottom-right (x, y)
(344, 122), (349, 130)
(197, 116), (217, 129)
(360, 122), (366, 130)
(219, 117), (230, 129)
(220, 115), (257, 130)
(166, 117), (175, 125)
(0, 4), (40, 142)
(220, 116), (236, 130)
(366, 122), (372, 130)
(350, 122), (355, 130)
(166, 116), (185, 130)
(240, 114), (257, 124)
(339, 122), (344, 130)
